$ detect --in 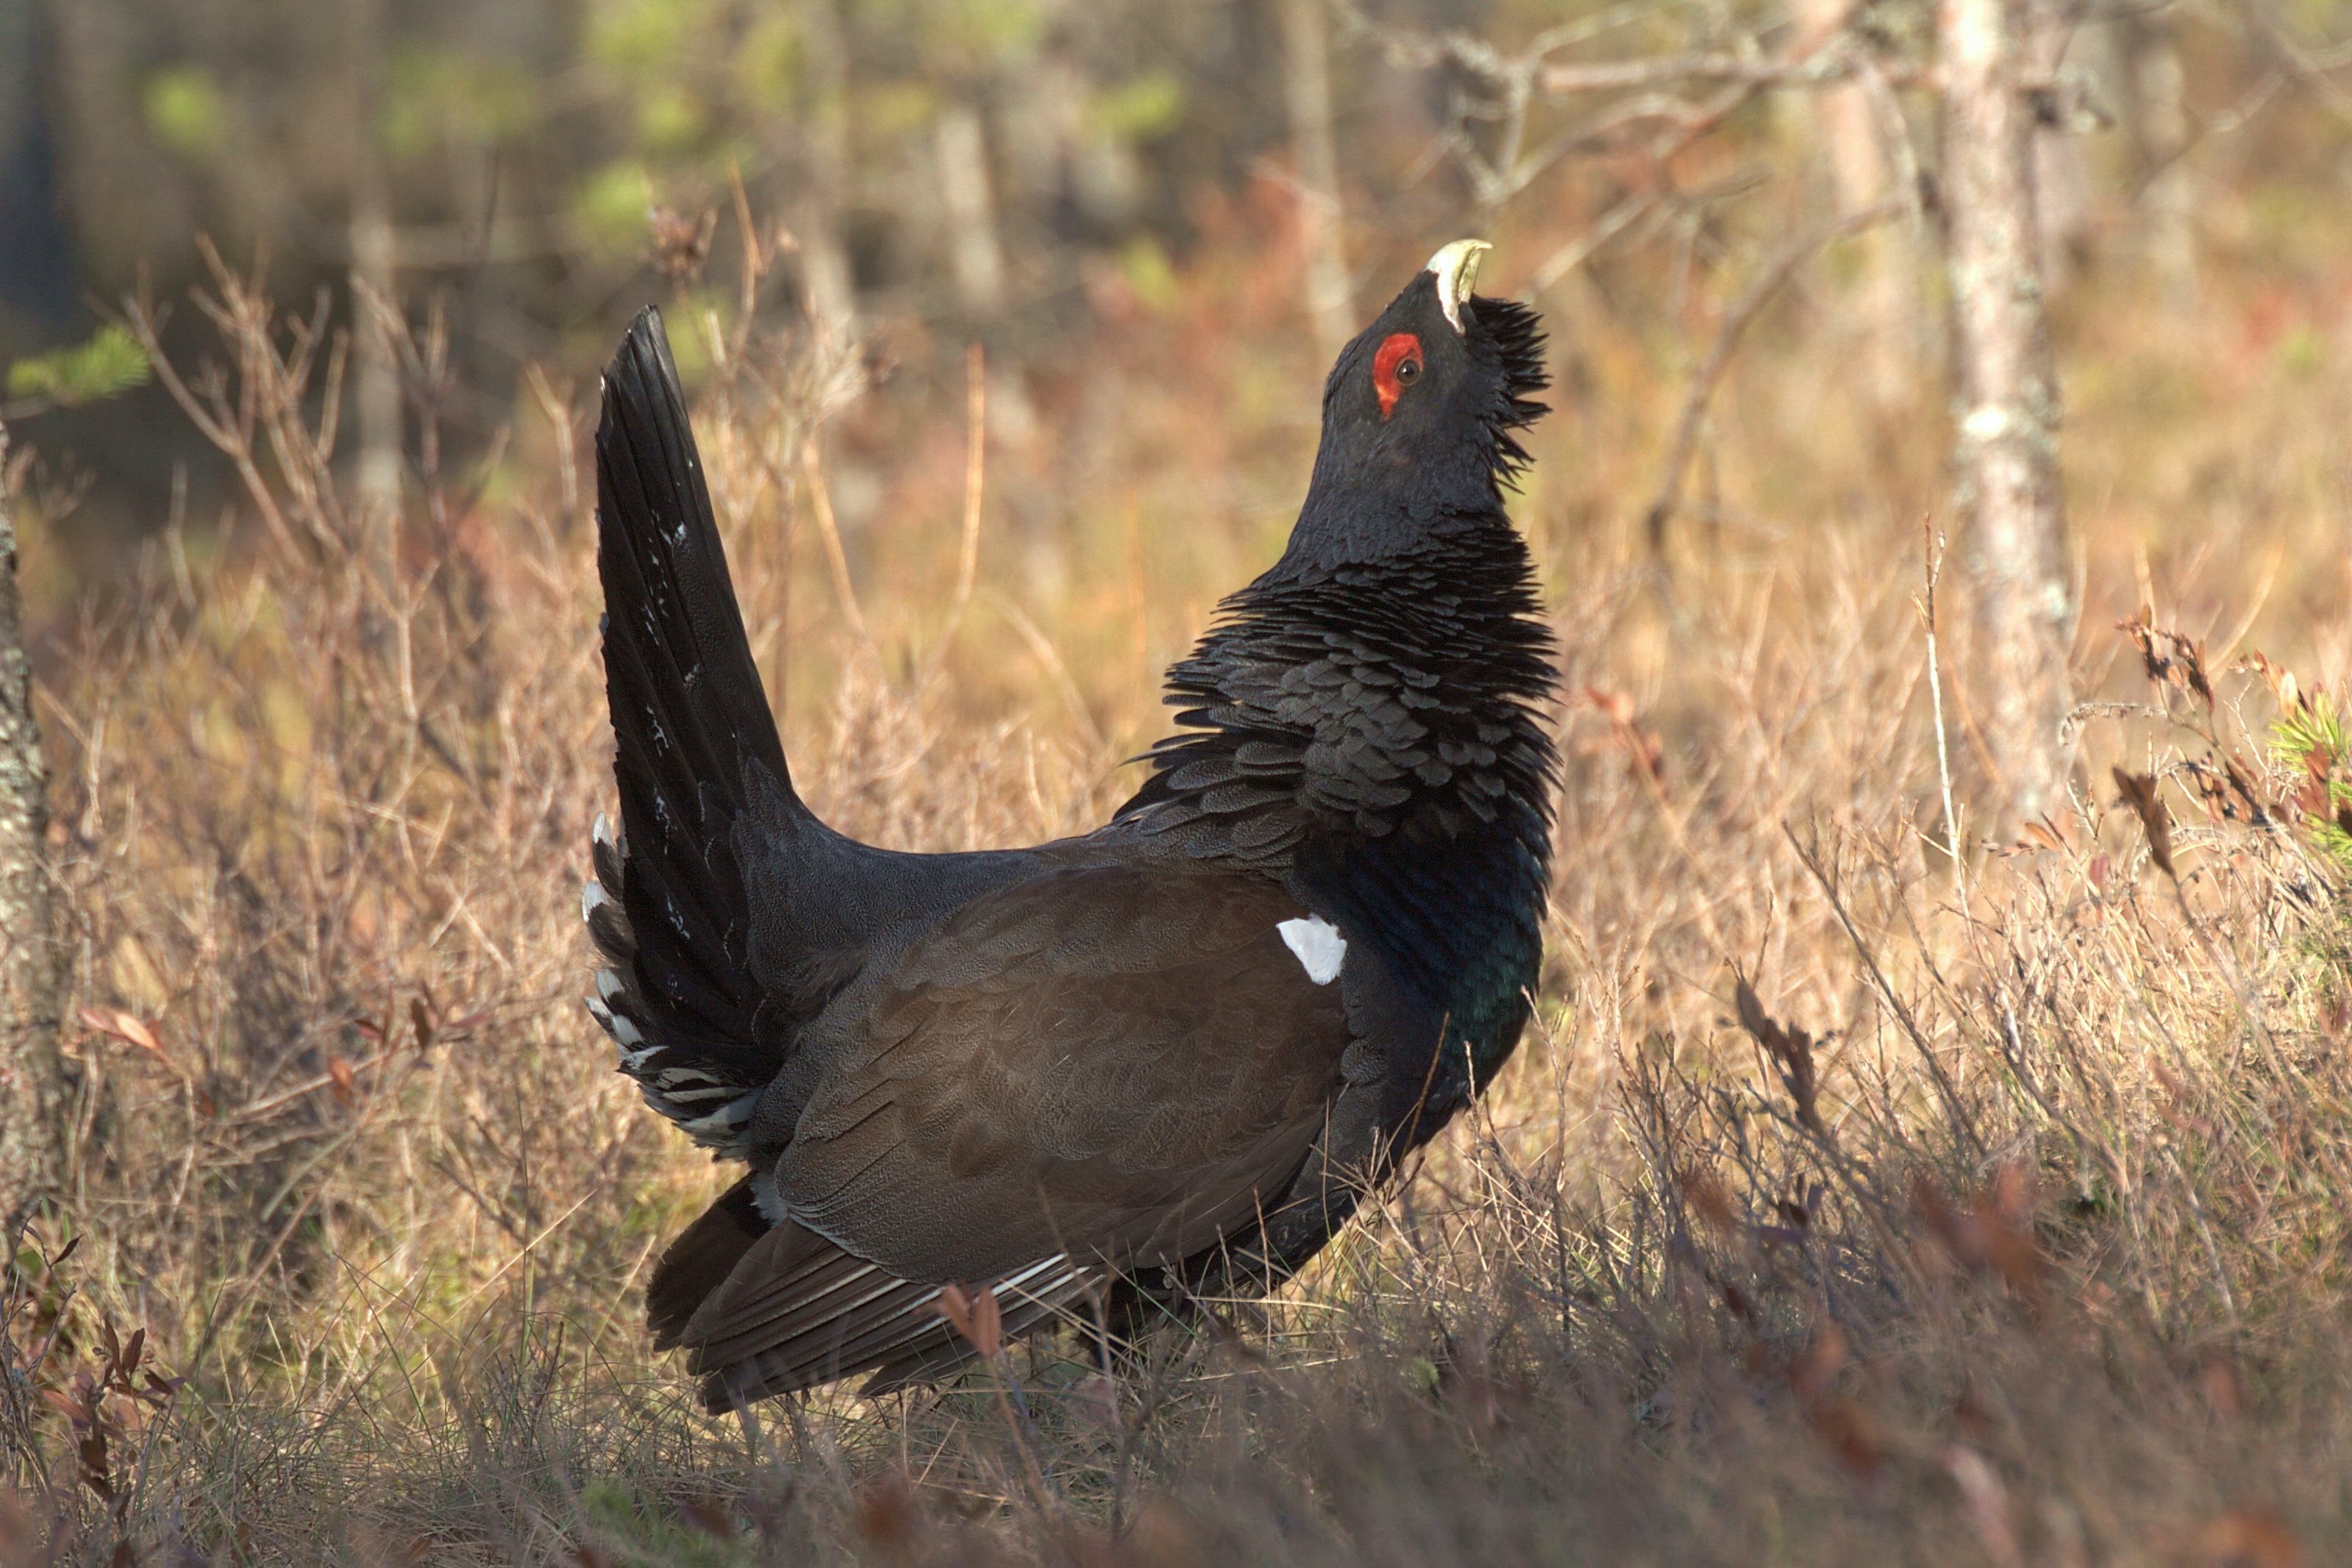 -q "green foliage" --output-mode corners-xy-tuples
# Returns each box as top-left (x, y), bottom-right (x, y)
(862, 0), (1047, 63)
(579, 1480), (752, 1567)
(1119, 235), (1180, 313)
(587, 0), (717, 79)
(2270, 692), (2352, 870)
(733, 13), (803, 112)
(657, 293), (724, 385)
(380, 49), (541, 162)
(636, 85), (710, 154)
(142, 65), (228, 162)
(2272, 692), (2345, 771)
(6, 327), (152, 410)
(574, 161), (655, 258)
(939, 0), (1048, 59)
(1092, 72), (1186, 140)
(2279, 323), (2326, 377)
(863, 81), (941, 140)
